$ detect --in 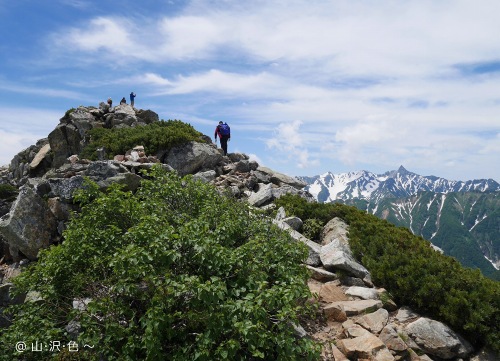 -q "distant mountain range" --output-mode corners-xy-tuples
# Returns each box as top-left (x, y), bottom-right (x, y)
(300, 166), (500, 280)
